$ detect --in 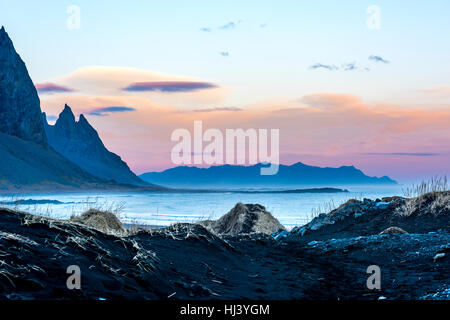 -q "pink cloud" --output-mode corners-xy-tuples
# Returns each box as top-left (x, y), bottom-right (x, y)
(35, 83), (74, 94)
(40, 92), (450, 182)
(51, 66), (227, 107)
(123, 81), (218, 93)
